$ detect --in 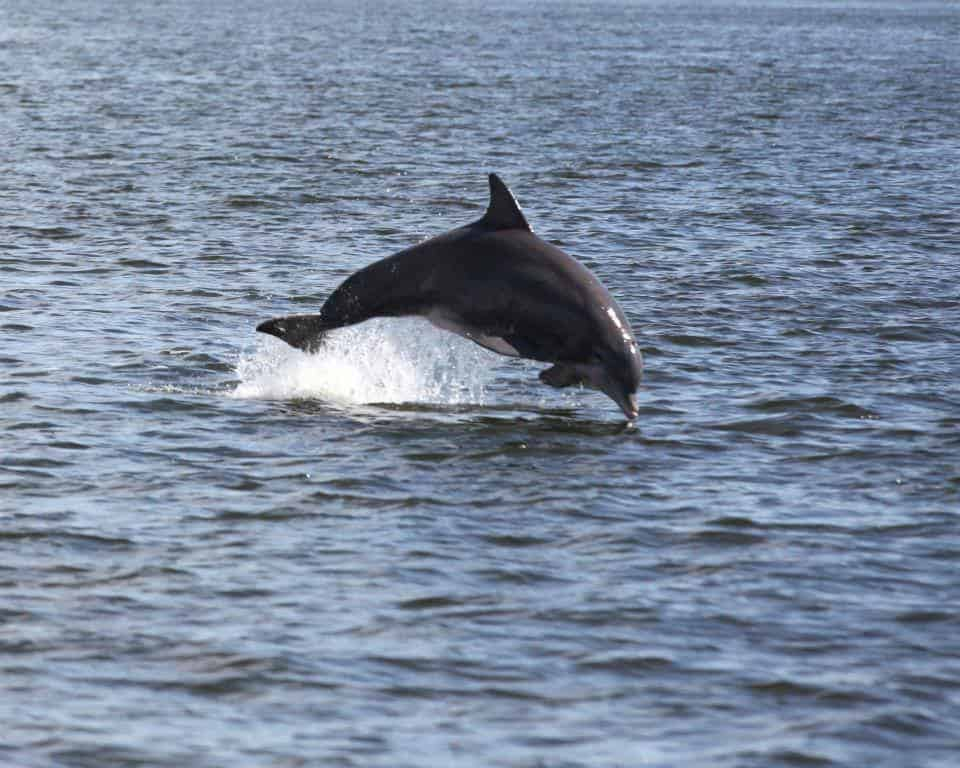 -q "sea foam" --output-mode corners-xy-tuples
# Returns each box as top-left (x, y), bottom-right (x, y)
(231, 318), (497, 407)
